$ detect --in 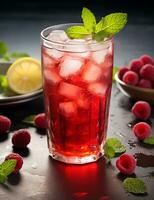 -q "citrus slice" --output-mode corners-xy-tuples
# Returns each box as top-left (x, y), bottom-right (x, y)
(6, 57), (42, 94)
